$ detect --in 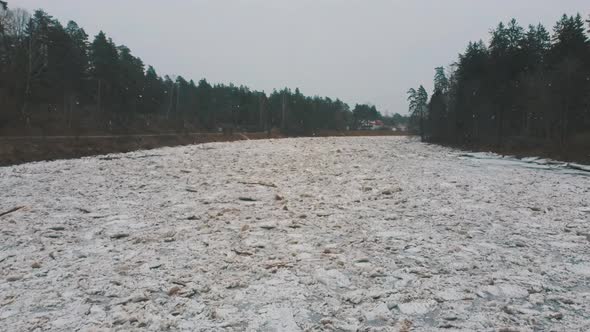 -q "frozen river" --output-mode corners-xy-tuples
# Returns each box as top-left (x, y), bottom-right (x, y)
(1, 136), (589, 331)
